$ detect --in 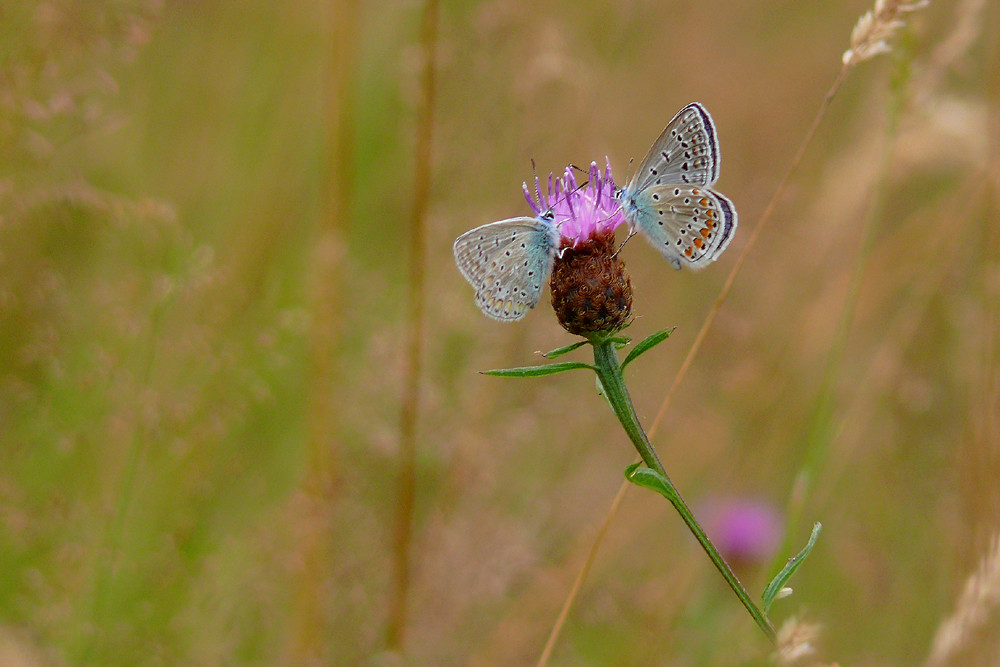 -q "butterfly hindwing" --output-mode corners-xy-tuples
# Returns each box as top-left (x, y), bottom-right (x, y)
(631, 102), (721, 192)
(631, 184), (736, 270)
(453, 215), (560, 321)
